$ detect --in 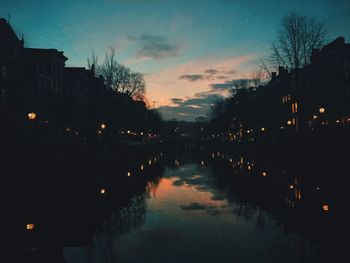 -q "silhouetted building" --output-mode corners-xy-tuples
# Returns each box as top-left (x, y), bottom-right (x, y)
(0, 18), (24, 150)
(305, 37), (350, 127)
(63, 67), (104, 143)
